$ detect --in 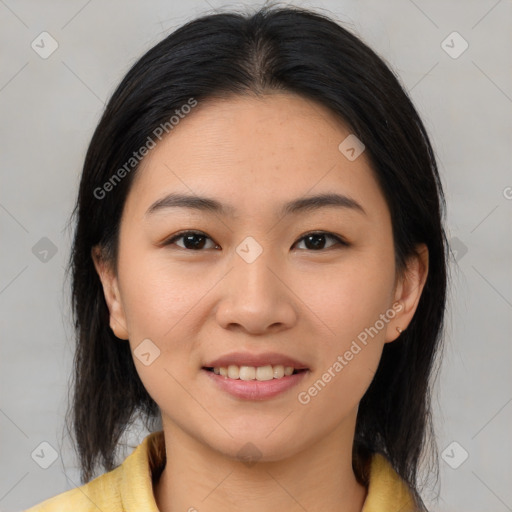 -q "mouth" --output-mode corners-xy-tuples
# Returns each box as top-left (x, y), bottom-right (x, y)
(203, 364), (308, 381)
(201, 352), (310, 400)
